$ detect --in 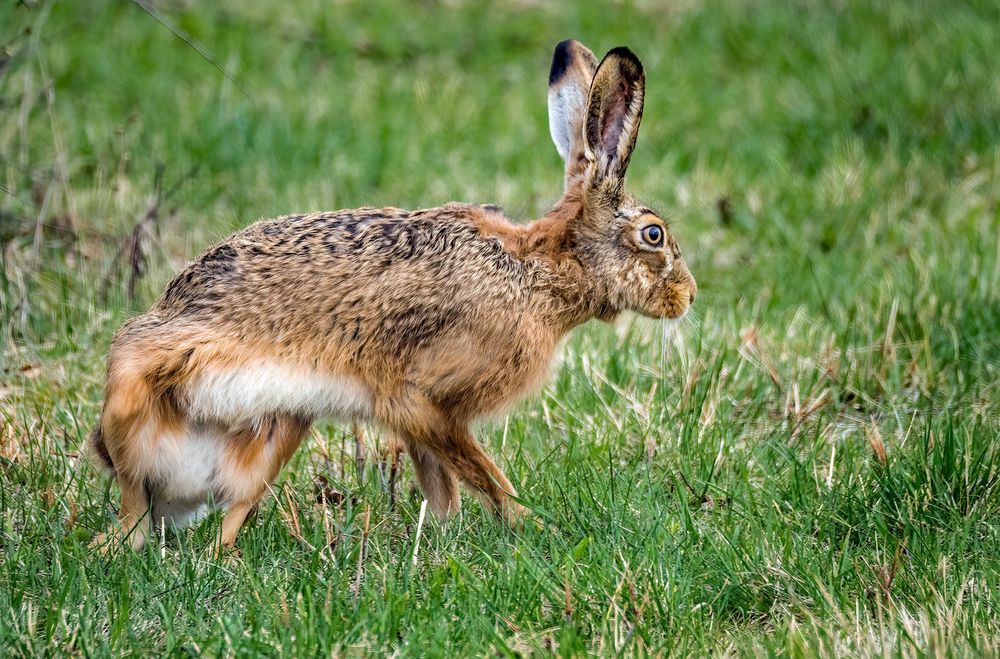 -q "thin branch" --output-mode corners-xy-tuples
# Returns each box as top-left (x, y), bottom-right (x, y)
(0, 183), (33, 208)
(129, 0), (251, 100)
(98, 163), (198, 302)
